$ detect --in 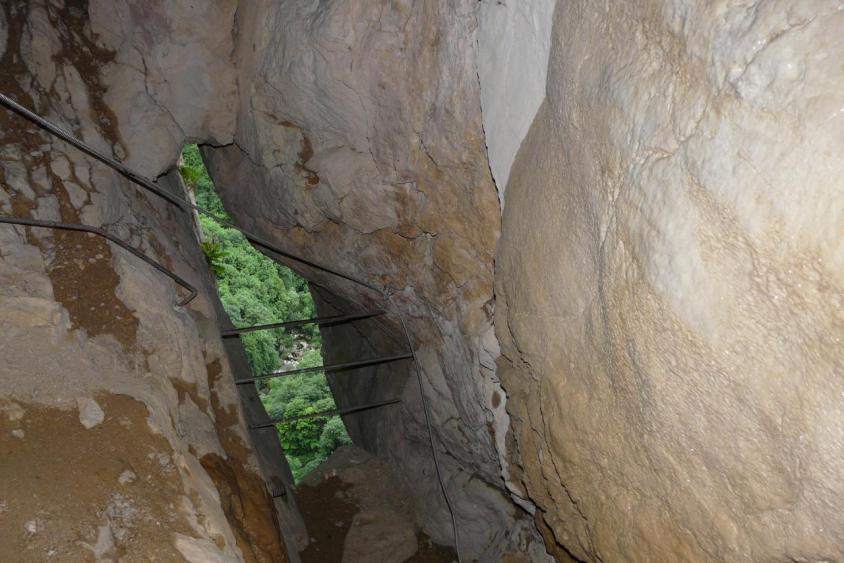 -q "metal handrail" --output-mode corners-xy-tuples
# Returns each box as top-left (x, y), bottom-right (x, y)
(234, 353), (413, 385)
(0, 215), (197, 306)
(0, 93), (375, 290)
(0, 94), (187, 211)
(249, 399), (402, 429)
(222, 310), (383, 337)
(0, 93), (463, 561)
